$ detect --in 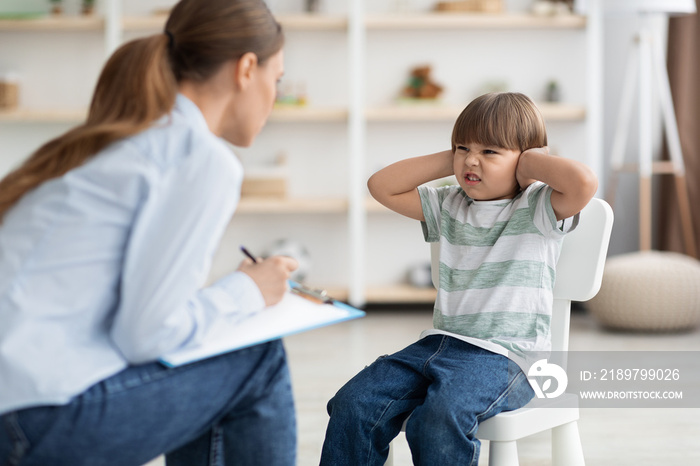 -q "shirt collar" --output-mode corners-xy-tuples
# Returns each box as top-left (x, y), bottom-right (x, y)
(174, 93), (212, 134)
